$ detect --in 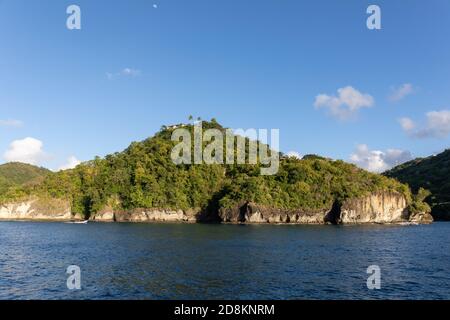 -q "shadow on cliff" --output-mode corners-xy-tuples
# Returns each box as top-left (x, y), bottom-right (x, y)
(81, 196), (93, 220)
(324, 200), (342, 225)
(195, 190), (226, 223)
